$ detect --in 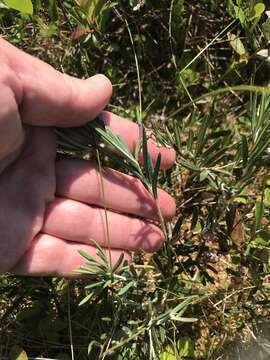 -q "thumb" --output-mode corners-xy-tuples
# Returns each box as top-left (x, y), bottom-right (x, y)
(0, 38), (112, 127)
